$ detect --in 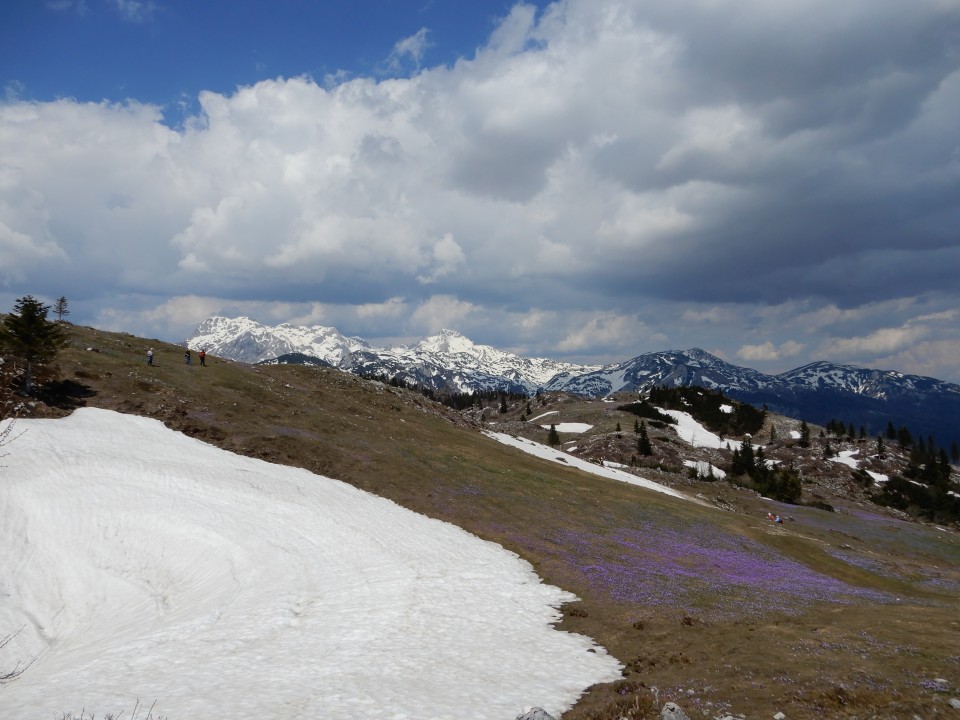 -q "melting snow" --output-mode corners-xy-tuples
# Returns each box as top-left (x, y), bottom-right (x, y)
(0, 410), (621, 719)
(484, 431), (689, 501)
(658, 408), (747, 451)
(540, 422), (593, 433)
(828, 448), (889, 483)
(683, 459), (727, 479)
(528, 411), (558, 422)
